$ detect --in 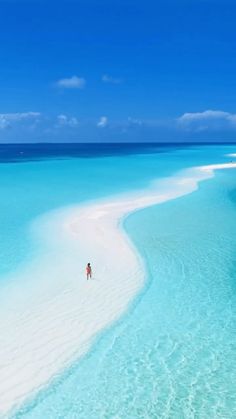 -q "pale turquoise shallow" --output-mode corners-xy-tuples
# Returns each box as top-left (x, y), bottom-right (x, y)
(1, 144), (236, 418)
